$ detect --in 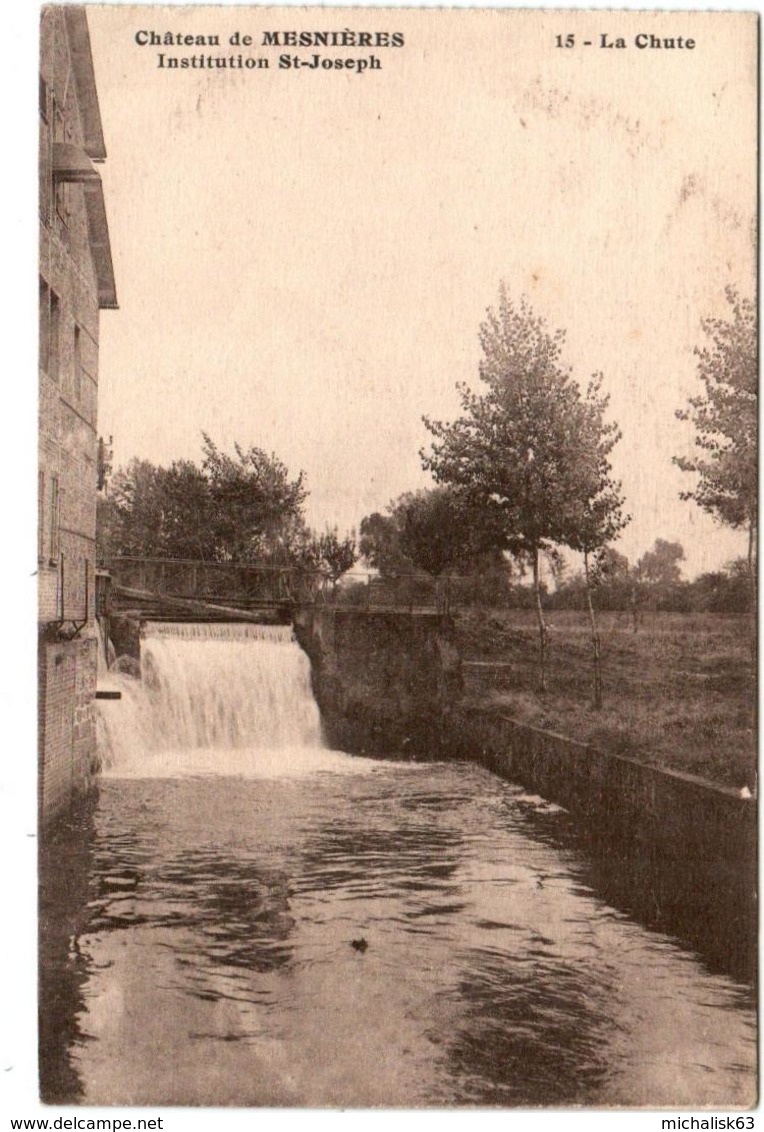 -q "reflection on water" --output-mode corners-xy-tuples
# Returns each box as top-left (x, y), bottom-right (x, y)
(39, 799), (95, 1105)
(41, 758), (756, 1108)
